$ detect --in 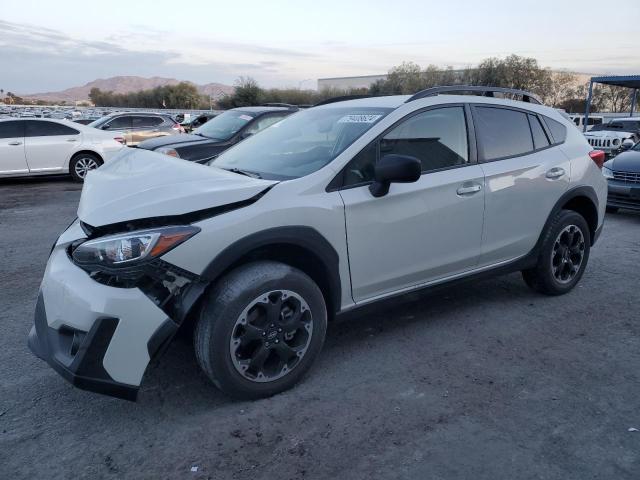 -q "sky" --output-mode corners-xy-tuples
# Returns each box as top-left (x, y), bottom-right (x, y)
(1, 0), (639, 94)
